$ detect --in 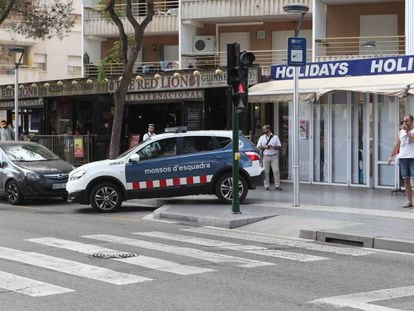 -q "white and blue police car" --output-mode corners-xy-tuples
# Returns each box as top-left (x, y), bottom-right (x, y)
(67, 130), (264, 212)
